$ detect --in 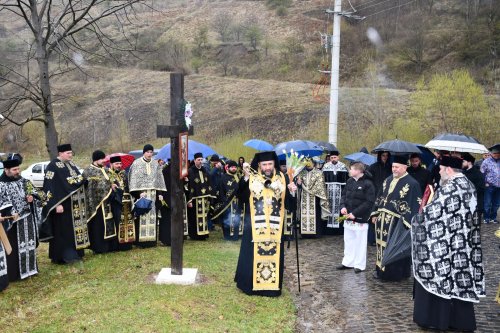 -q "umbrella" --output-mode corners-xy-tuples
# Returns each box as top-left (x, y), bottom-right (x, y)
(132, 197), (153, 217)
(155, 139), (217, 161)
(425, 133), (489, 154)
(274, 140), (323, 157)
(381, 219), (411, 267)
(244, 139), (273, 151)
(314, 141), (339, 153)
(372, 139), (421, 154)
(104, 153), (135, 169)
(344, 152), (377, 165)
